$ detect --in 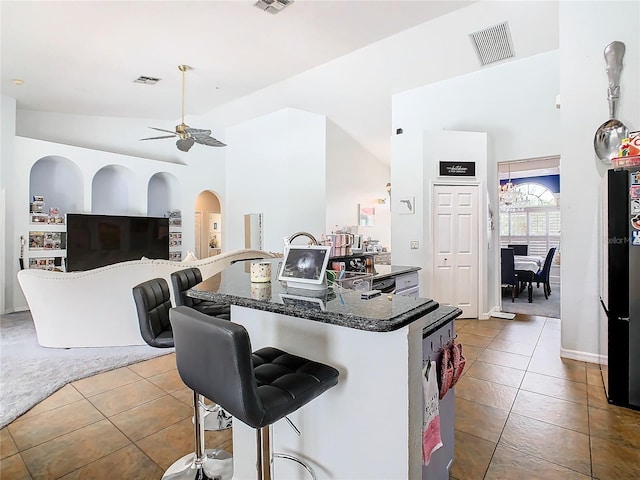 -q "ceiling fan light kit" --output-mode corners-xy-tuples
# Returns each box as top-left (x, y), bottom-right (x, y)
(140, 64), (226, 152)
